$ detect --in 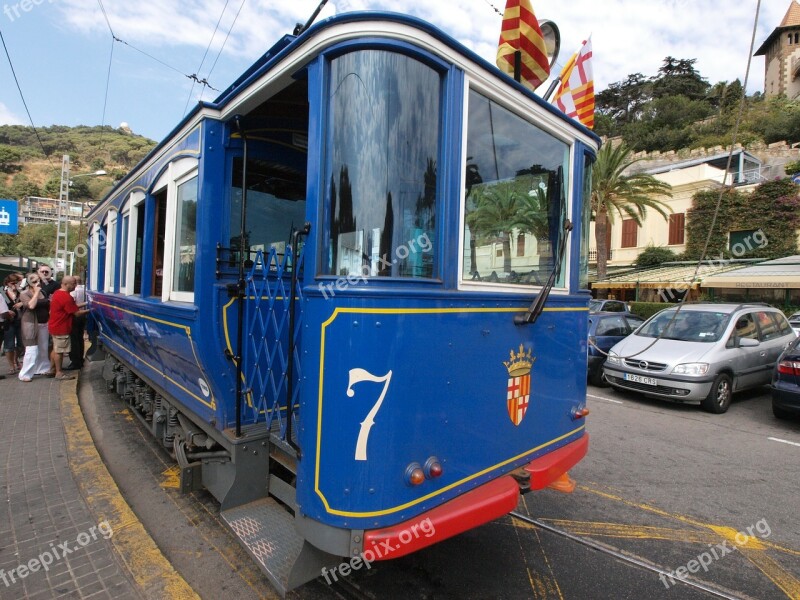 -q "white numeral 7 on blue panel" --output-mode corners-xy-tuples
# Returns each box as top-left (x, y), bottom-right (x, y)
(347, 368), (393, 461)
